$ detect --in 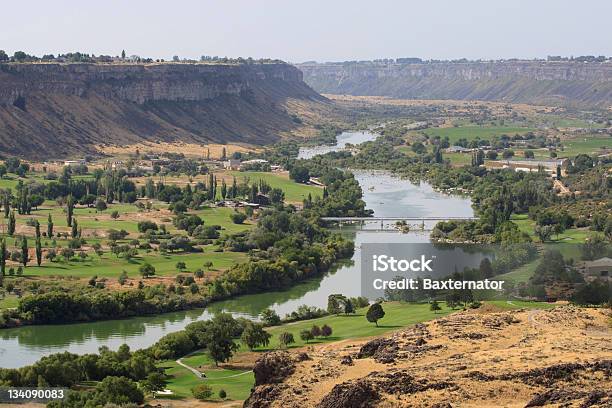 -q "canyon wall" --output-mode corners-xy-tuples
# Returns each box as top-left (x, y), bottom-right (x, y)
(297, 61), (612, 108)
(0, 63), (324, 158)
